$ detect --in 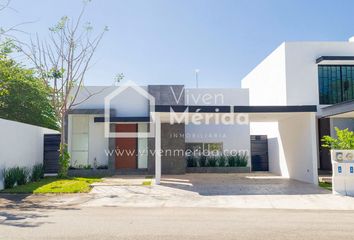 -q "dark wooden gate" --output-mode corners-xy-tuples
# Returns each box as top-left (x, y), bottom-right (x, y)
(43, 134), (61, 174)
(251, 135), (269, 171)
